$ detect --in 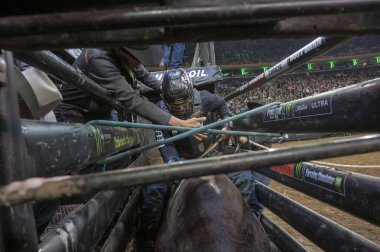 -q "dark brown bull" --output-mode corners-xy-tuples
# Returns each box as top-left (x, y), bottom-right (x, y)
(155, 175), (271, 252)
